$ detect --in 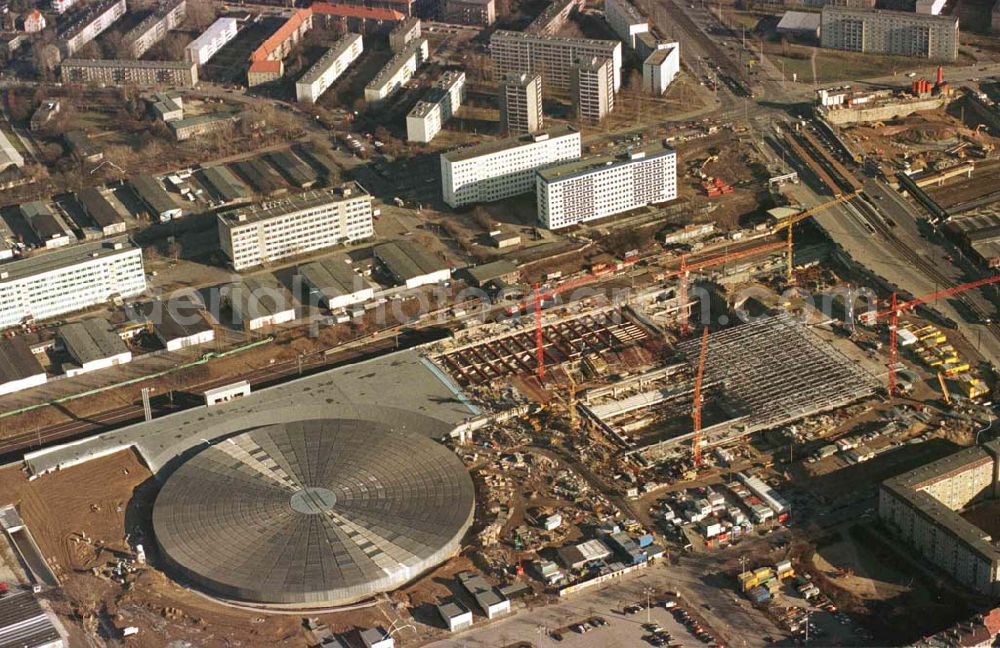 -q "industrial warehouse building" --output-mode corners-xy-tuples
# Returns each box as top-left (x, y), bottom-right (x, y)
(374, 240), (451, 289)
(0, 129), (24, 174)
(457, 571), (511, 619)
(0, 237), (145, 330)
(603, 0), (648, 49)
(131, 175), (182, 222)
(21, 201), (73, 249)
(406, 70), (465, 143)
(77, 187), (126, 237)
(499, 72), (543, 135)
(185, 17), (238, 65)
(820, 6), (959, 61)
(58, 317), (132, 376)
(295, 33), (363, 103)
(440, 125), (581, 207)
(0, 336), (46, 396)
(218, 185), (374, 271)
(880, 440), (1000, 595)
(227, 274), (296, 331)
(364, 37), (428, 102)
(0, 588), (65, 647)
(536, 144), (677, 229)
(298, 258), (374, 311)
(60, 58), (198, 87)
(131, 296), (215, 351)
(490, 30), (622, 92)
